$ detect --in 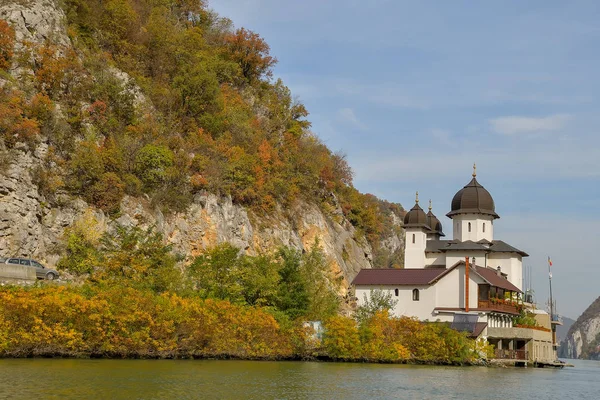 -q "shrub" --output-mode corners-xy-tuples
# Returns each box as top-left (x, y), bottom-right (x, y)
(0, 20), (15, 71)
(322, 316), (361, 360)
(134, 144), (174, 189)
